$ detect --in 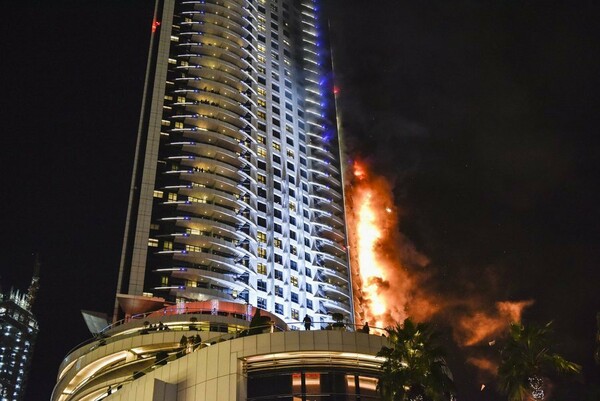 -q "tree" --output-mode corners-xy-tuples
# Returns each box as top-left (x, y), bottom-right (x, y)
(497, 321), (581, 401)
(377, 318), (455, 401)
